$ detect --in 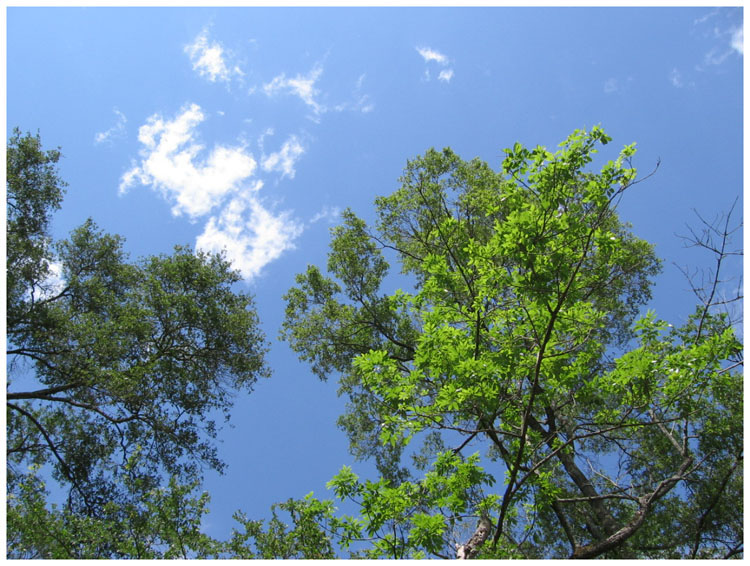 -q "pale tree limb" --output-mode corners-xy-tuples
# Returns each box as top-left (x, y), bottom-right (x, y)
(456, 515), (492, 559)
